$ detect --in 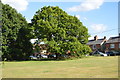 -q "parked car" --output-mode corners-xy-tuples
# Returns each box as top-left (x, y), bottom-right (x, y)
(106, 51), (120, 56)
(29, 55), (38, 60)
(91, 51), (107, 56)
(30, 54), (48, 59)
(60, 54), (69, 58)
(48, 54), (56, 58)
(41, 54), (48, 58)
